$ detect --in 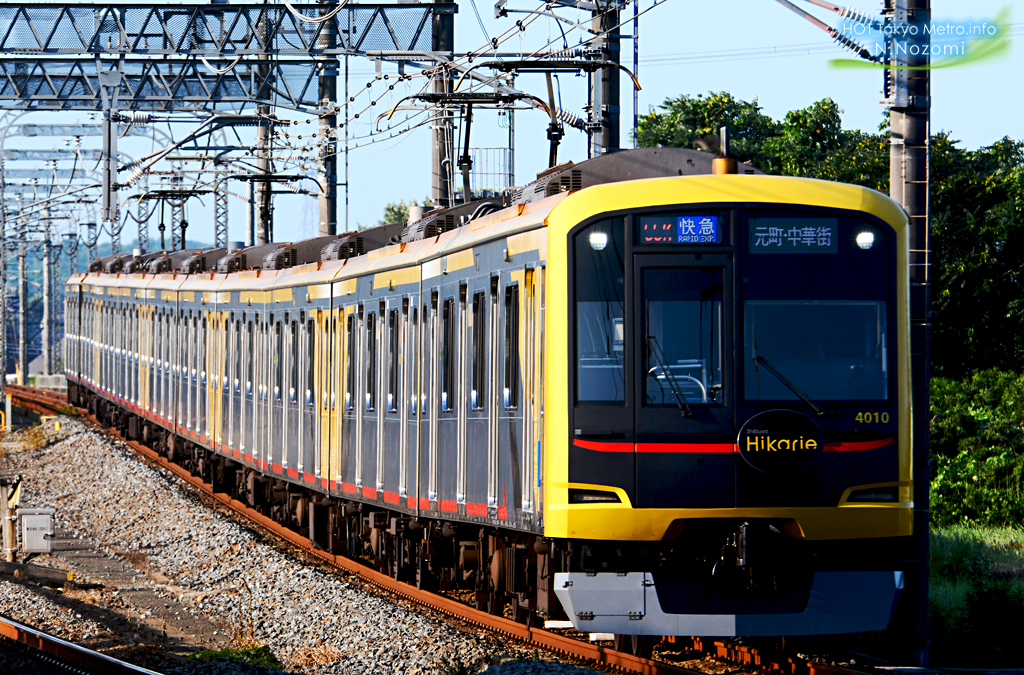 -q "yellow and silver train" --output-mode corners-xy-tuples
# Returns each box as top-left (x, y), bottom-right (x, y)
(65, 148), (912, 646)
